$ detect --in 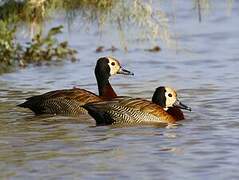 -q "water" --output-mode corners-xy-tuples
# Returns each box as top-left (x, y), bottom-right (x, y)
(1, 1), (239, 179)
